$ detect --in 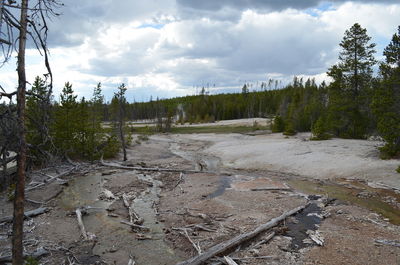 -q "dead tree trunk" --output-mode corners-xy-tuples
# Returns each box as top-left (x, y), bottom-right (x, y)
(12, 0), (28, 264)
